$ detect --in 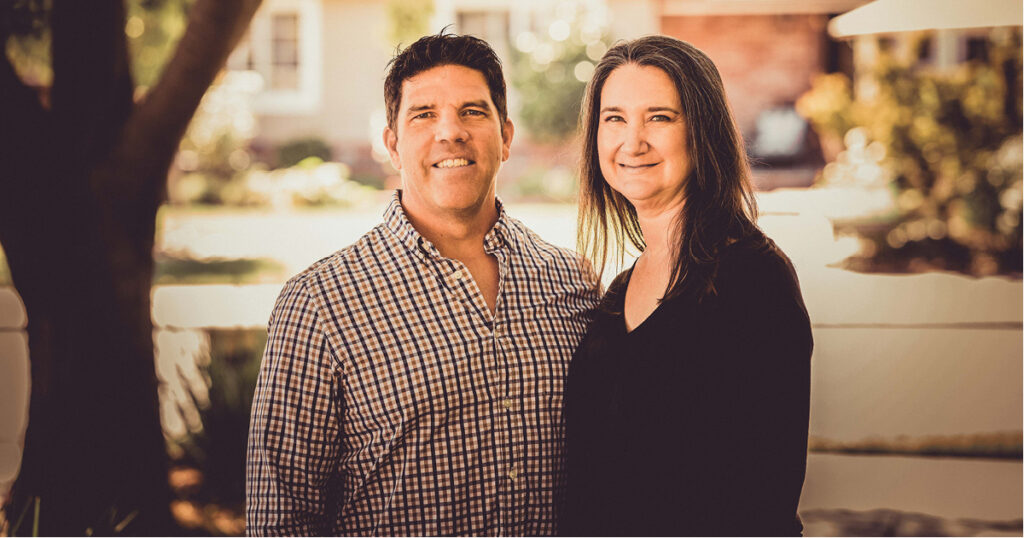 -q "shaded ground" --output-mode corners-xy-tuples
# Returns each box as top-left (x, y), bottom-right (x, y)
(801, 509), (1023, 537)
